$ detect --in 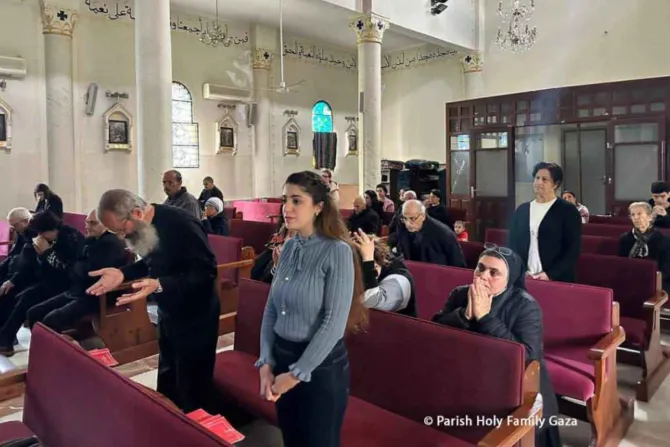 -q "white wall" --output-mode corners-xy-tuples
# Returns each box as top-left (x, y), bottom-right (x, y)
(270, 46), (359, 193)
(381, 53), (464, 163)
(481, 0), (670, 97)
(0, 0), (48, 215)
(0, 3), (361, 214)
